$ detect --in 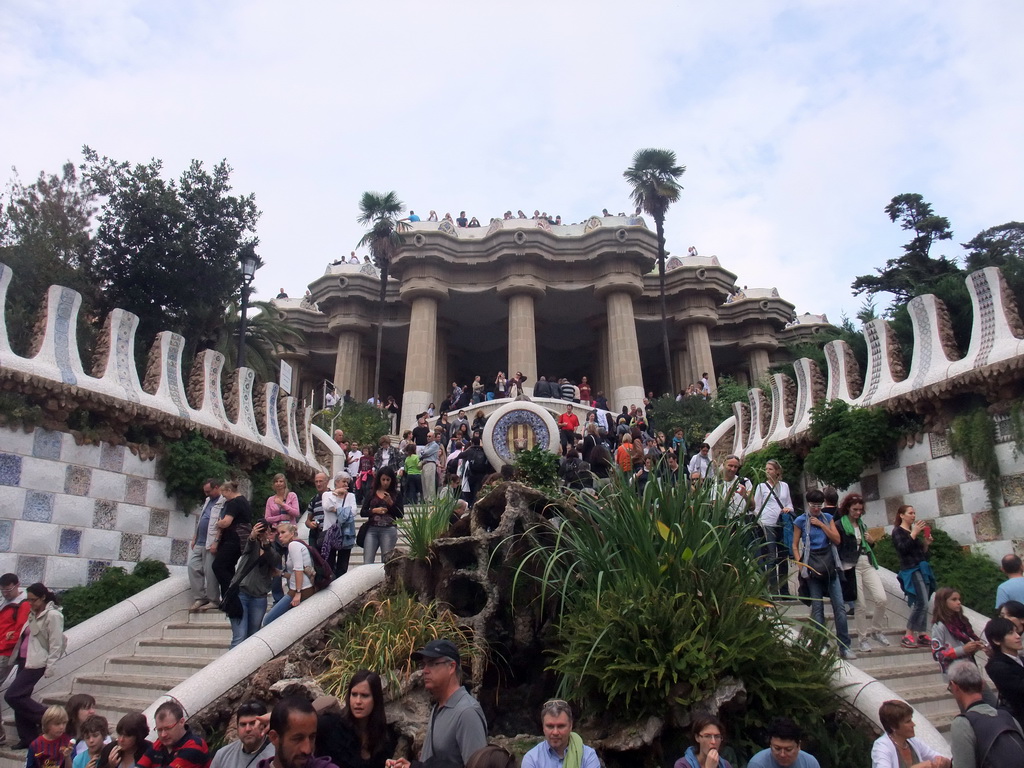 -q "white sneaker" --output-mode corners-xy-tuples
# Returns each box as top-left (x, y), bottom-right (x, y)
(840, 648), (858, 661)
(871, 632), (891, 647)
(859, 638), (873, 653)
